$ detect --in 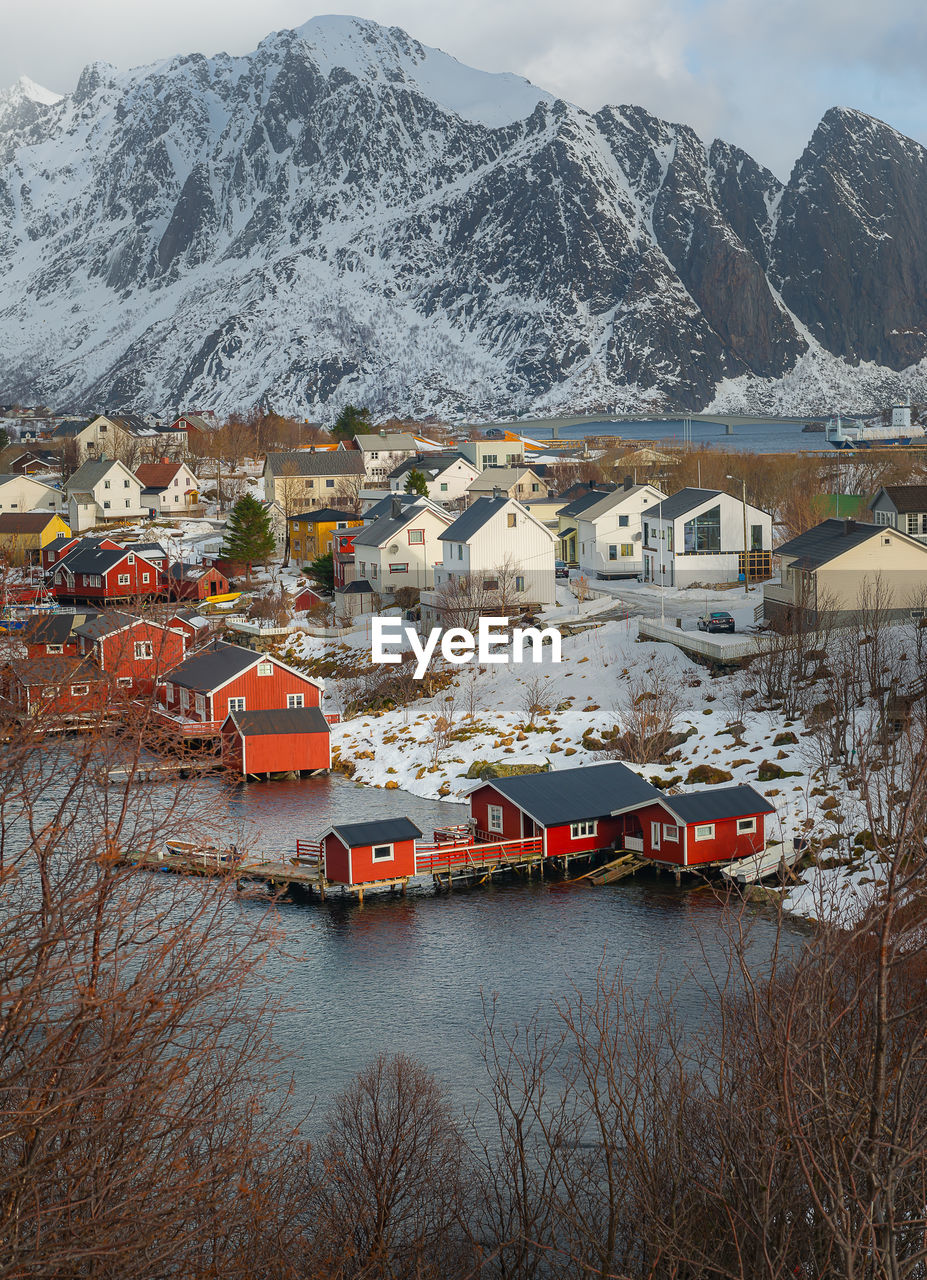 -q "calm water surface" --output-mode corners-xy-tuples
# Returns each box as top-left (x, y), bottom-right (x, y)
(521, 418), (826, 454)
(202, 775), (801, 1115)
